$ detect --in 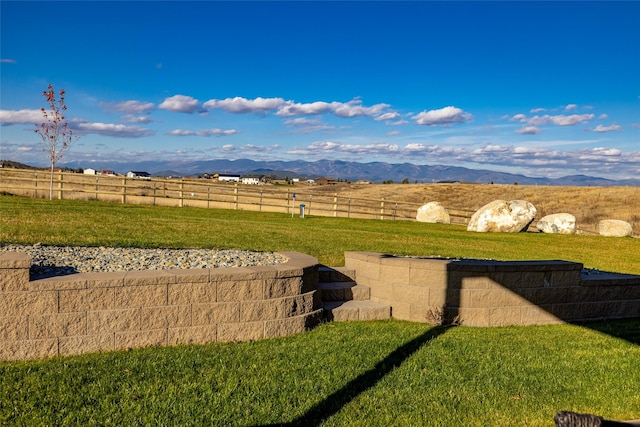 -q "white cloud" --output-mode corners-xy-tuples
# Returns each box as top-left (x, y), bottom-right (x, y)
(564, 103), (577, 112)
(125, 115), (153, 124)
(530, 107), (546, 113)
(598, 114), (608, 119)
(203, 96), (288, 114)
(0, 109), (45, 124)
(592, 124), (620, 133)
(276, 99), (390, 119)
(167, 128), (238, 137)
(412, 106), (472, 126)
(74, 122), (154, 138)
(510, 113), (527, 122)
(158, 95), (200, 113)
(0, 59), (16, 64)
(549, 114), (594, 126)
(375, 112), (401, 121)
(516, 126), (541, 135)
(288, 140), (399, 156)
(101, 100), (155, 115)
(526, 114), (594, 126)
